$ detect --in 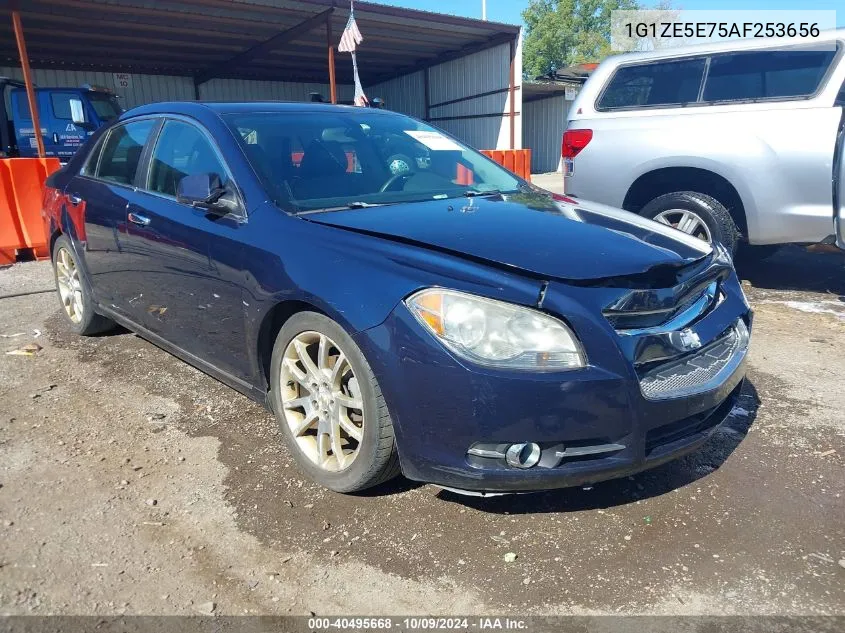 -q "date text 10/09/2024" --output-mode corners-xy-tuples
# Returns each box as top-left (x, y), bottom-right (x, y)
(308, 618), (529, 630)
(624, 22), (821, 39)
